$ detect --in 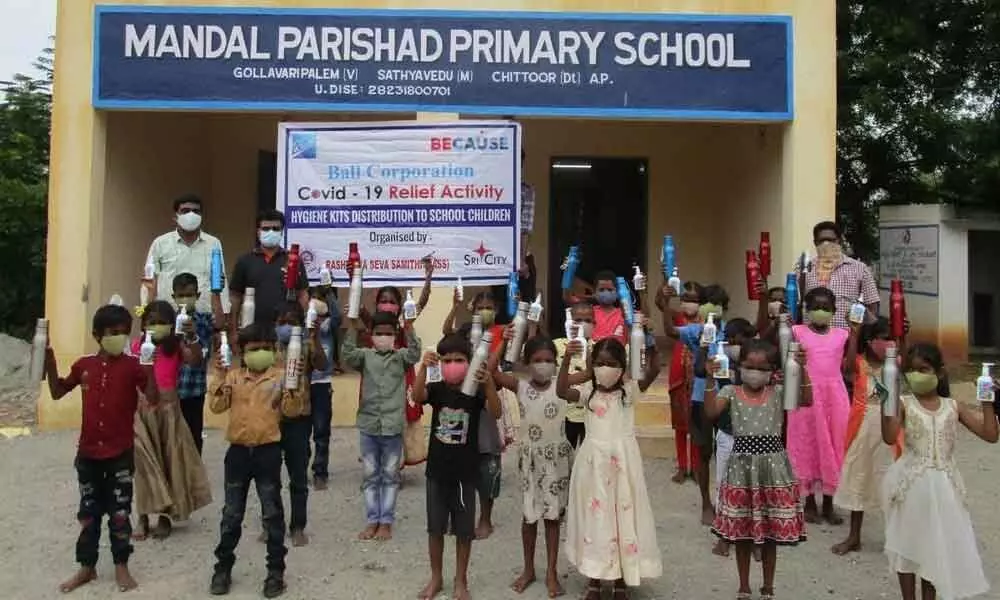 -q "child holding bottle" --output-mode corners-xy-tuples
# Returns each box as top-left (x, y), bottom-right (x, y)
(131, 300), (212, 541)
(788, 287), (859, 524)
(831, 317), (903, 555)
(881, 343), (996, 600)
(662, 282), (703, 483)
(591, 270), (628, 344)
(559, 337), (662, 600)
(493, 335), (583, 597)
(705, 340), (808, 600)
(266, 301), (327, 547)
(556, 300), (595, 449)
(45, 304), (159, 593)
(412, 334), (502, 600)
